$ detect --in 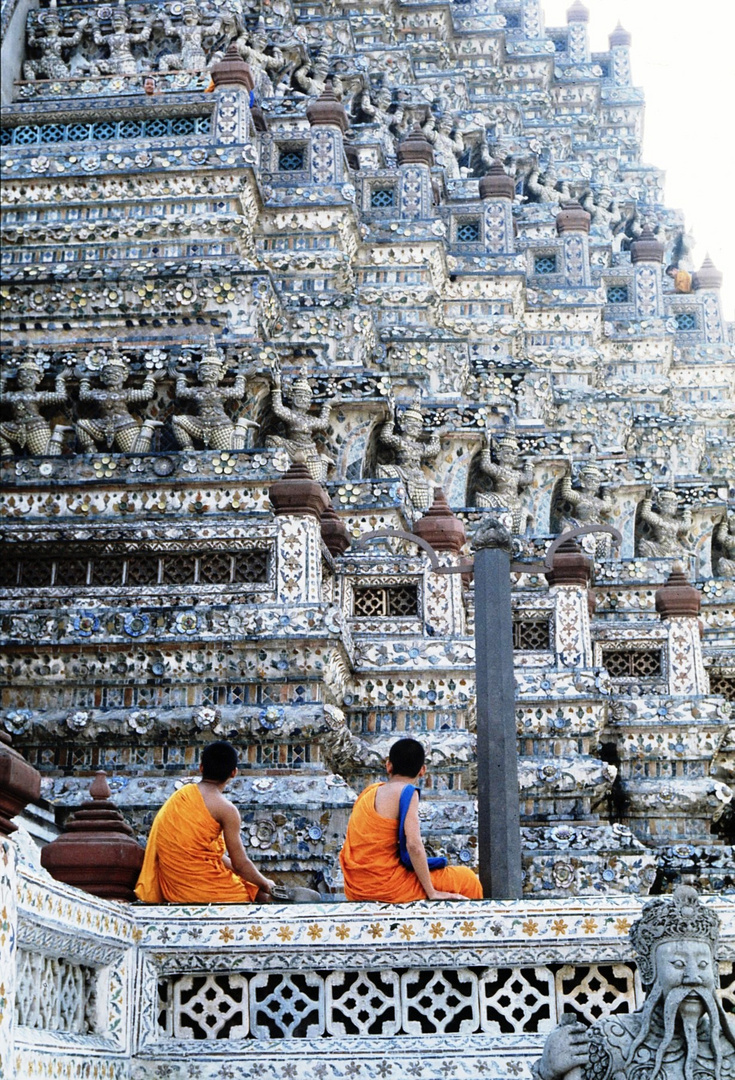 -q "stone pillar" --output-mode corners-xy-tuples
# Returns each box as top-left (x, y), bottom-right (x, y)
(396, 126), (435, 220)
(471, 520), (522, 899)
(414, 488), (468, 636)
(0, 837), (17, 1078)
(545, 537), (594, 669)
(630, 225), (665, 318)
(480, 160), (515, 254)
(655, 565), (707, 695)
(269, 462), (329, 604)
(307, 82), (349, 186)
(609, 23), (632, 87)
(566, 1), (590, 63)
(210, 45), (255, 146)
(693, 256), (725, 343)
(556, 202), (591, 287)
